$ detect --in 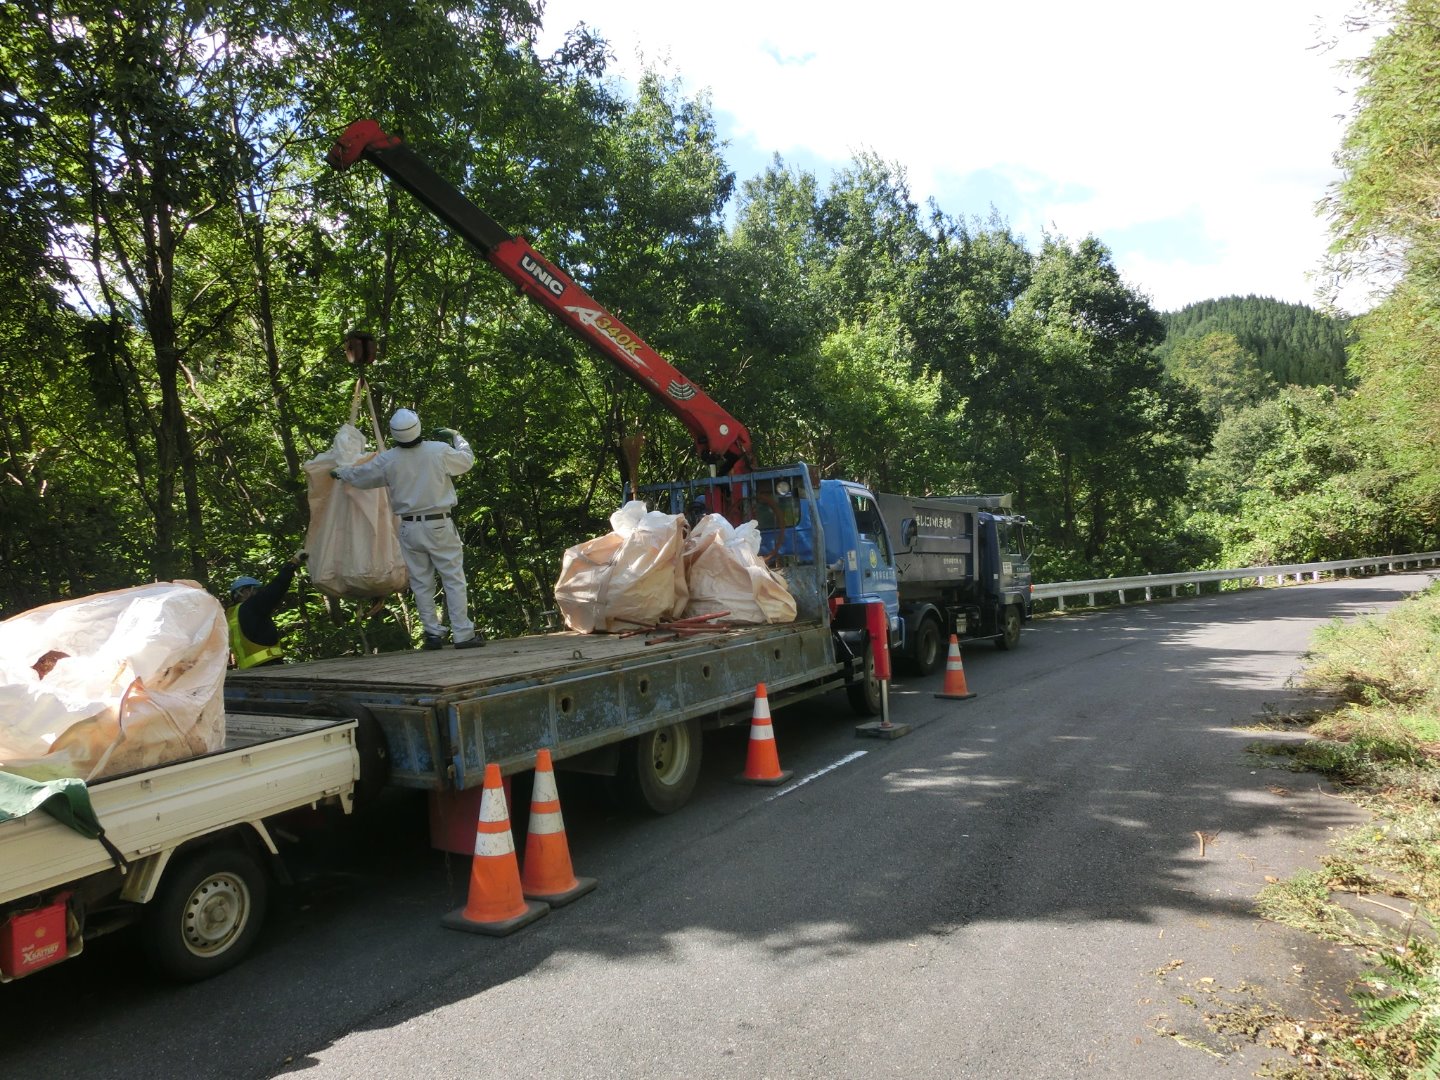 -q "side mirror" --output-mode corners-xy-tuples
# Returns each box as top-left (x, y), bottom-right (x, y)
(902, 518), (918, 549)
